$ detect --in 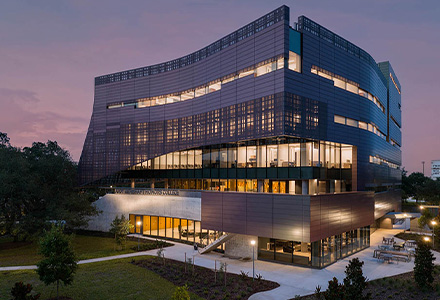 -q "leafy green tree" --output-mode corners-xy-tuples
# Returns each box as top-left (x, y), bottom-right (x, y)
(36, 225), (78, 300)
(171, 284), (190, 300)
(414, 240), (436, 288)
(10, 282), (40, 300)
(0, 132), (99, 241)
(324, 277), (345, 300)
(418, 209), (434, 229)
(109, 215), (133, 249)
(343, 258), (370, 300)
